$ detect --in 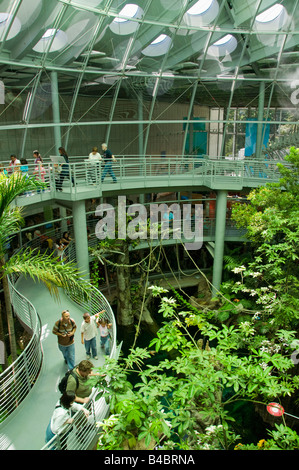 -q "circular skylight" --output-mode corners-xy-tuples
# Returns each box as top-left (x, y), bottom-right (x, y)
(254, 3), (288, 45)
(114, 4), (139, 23)
(256, 4), (284, 23)
(0, 13), (21, 41)
(182, 0), (219, 31)
(187, 0), (214, 16)
(207, 34), (238, 57)
(151, 34), (167, 45)
(110, 4), (143, 35)
(42, 29), (56, 40)
(33, 29), (68, 53)
(213, 34), (233, 46)
(142, 34), (172, 57)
